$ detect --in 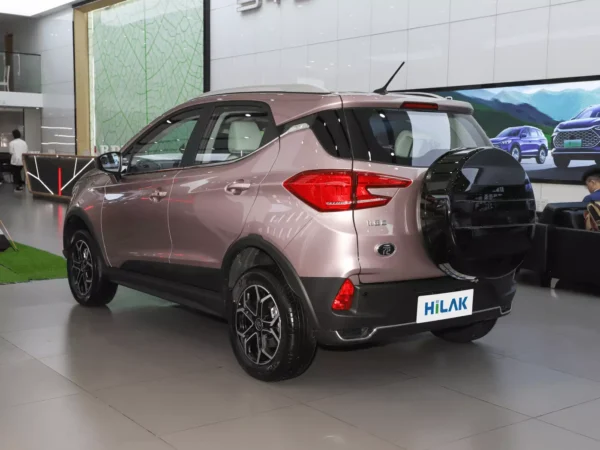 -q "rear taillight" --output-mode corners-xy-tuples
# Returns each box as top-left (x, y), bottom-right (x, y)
(332, 279), (355, 311)
(283, 170), (411, 212)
